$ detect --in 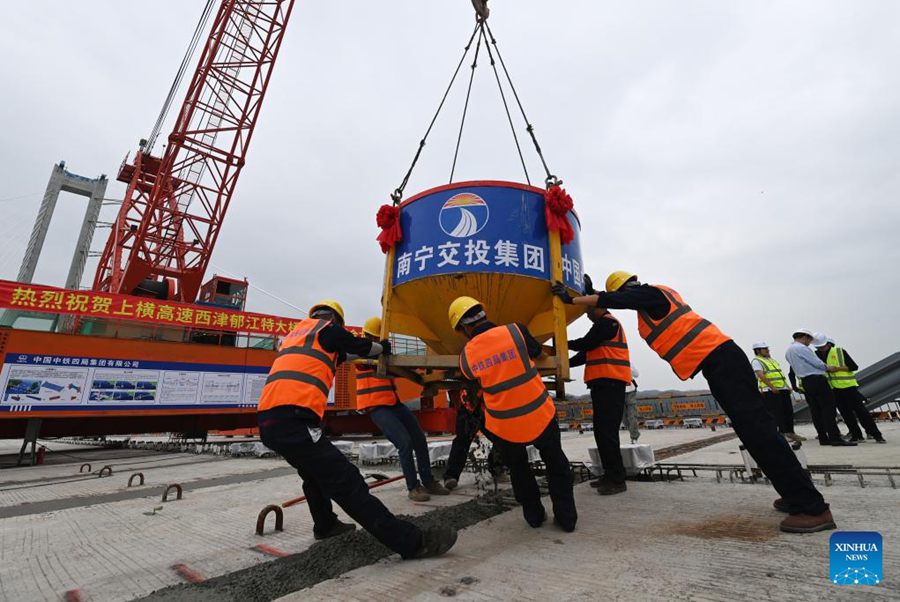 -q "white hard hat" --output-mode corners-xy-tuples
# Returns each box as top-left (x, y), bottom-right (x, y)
(792, 328), (814, 338)
(811, 333), (828, 348)
(827, 337), (837, 346)
(751, 341), (769, 350)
